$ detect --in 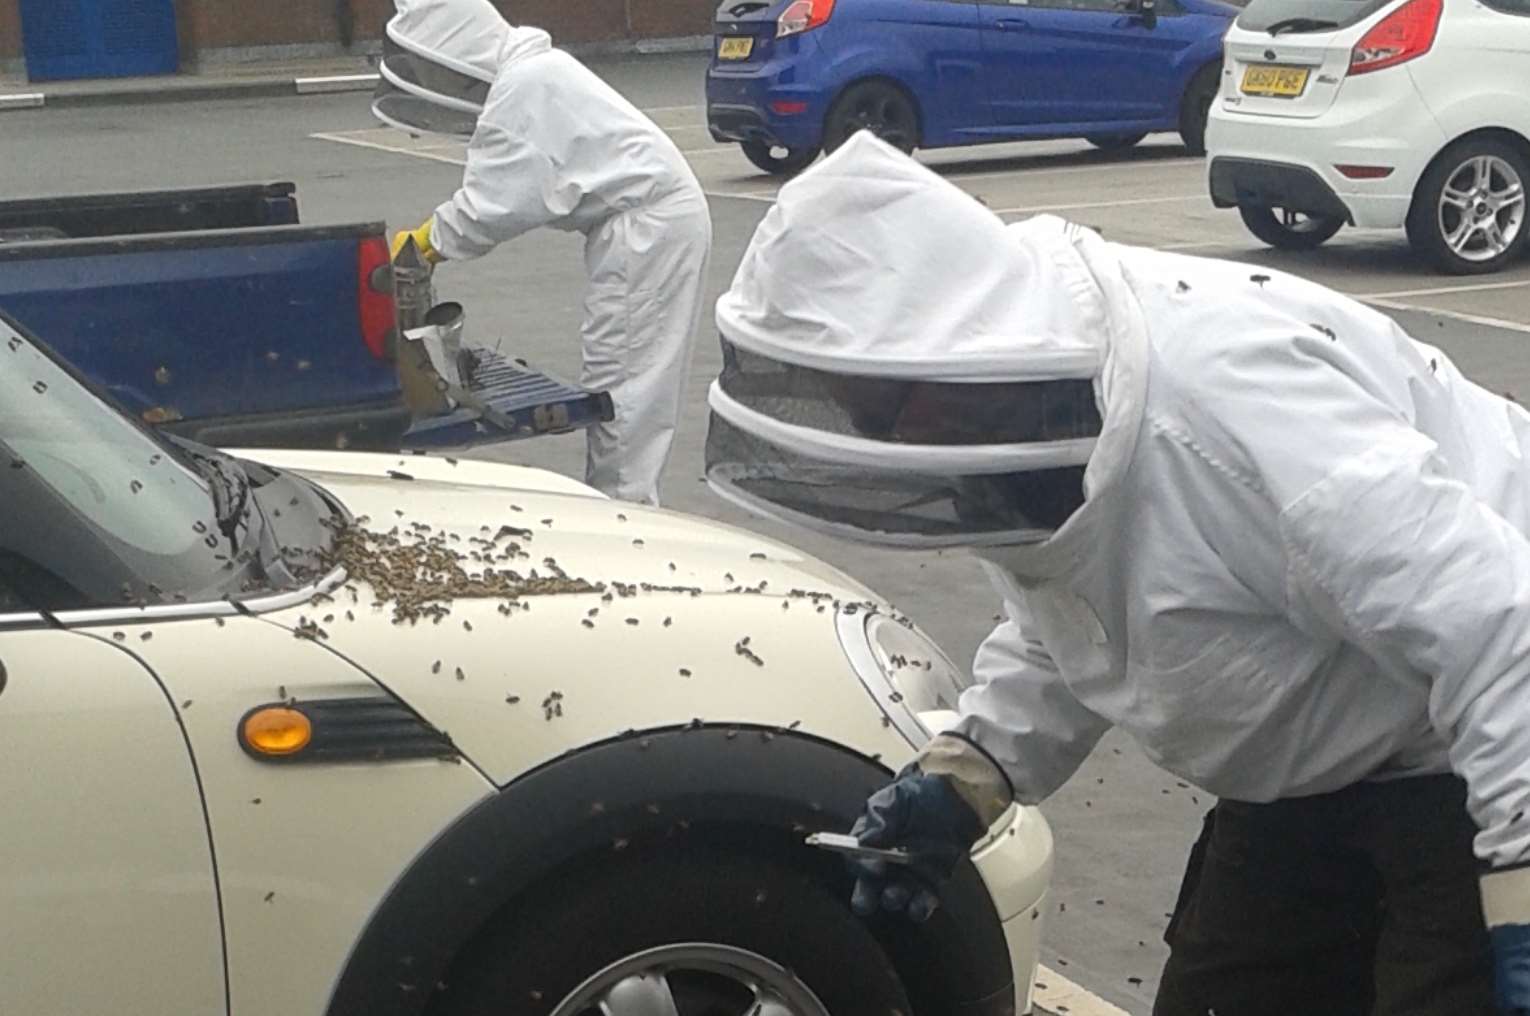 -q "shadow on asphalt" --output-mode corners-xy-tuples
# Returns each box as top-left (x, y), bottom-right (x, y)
(924, 143), (1198, 179)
